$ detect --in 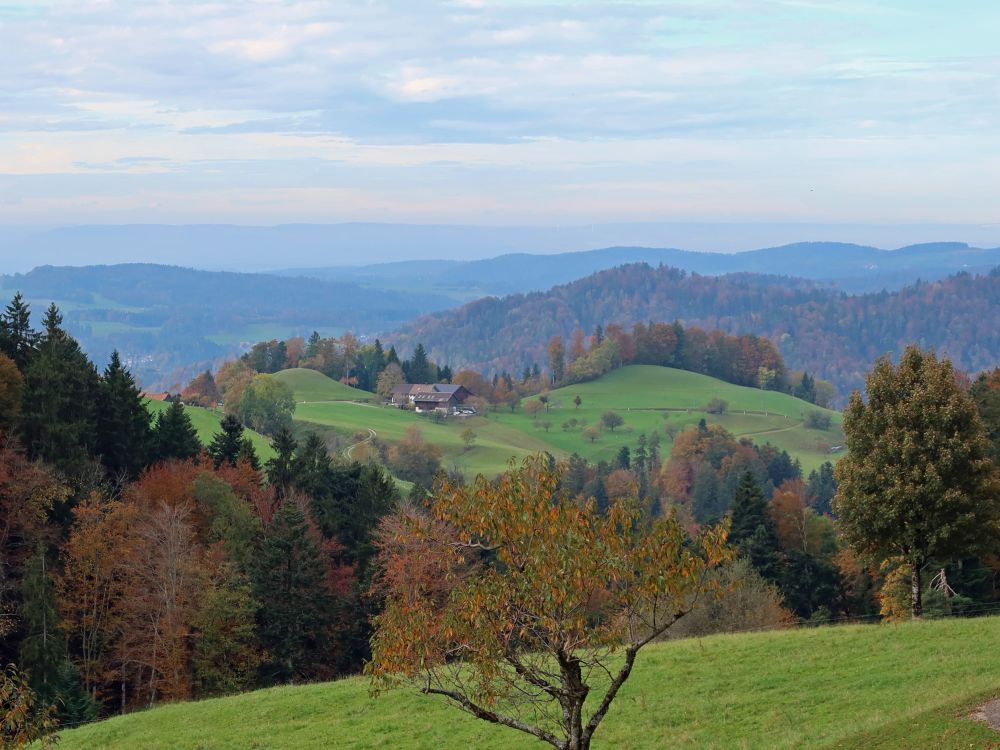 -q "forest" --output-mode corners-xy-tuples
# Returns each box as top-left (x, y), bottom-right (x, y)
(390, 264), (1000, 404)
